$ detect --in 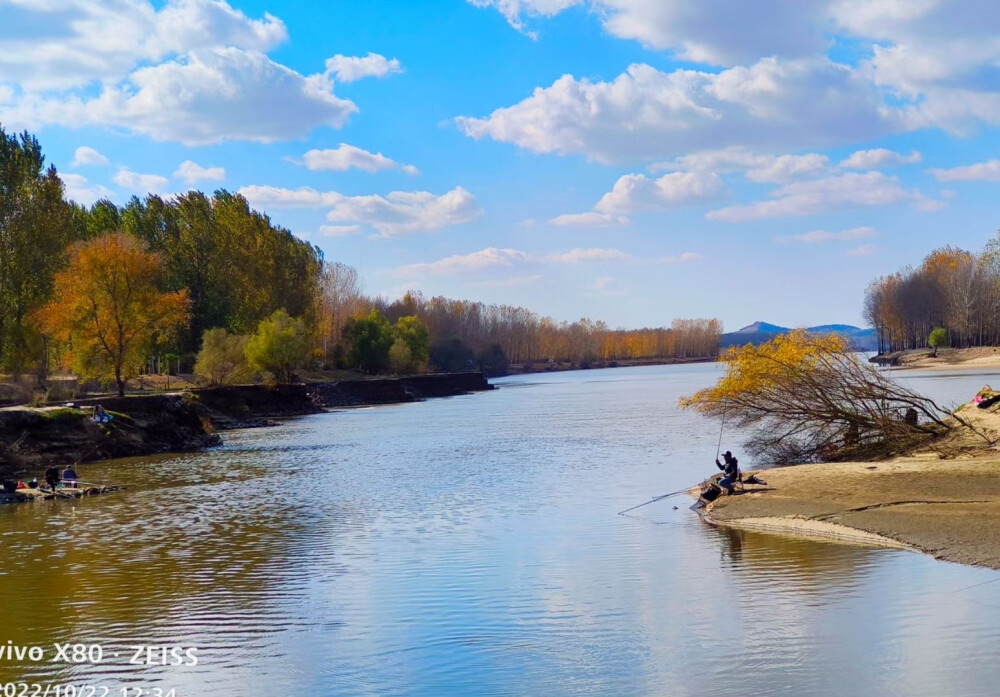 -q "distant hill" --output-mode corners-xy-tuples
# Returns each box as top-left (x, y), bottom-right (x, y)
(720, 321), (877, 351)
